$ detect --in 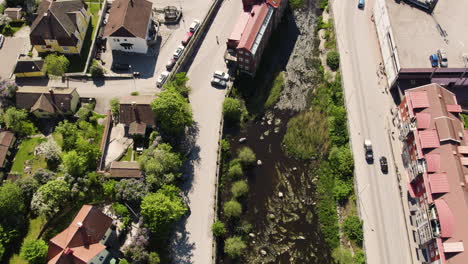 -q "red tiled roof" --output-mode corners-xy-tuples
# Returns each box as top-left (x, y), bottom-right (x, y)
(446, 104), (462, 113)
(228, 11), (251, 45)
(237, 3), (269, 51)
(434, 199), (455, 238)
(428, 173), (450, 194)
(266, 0), (281, 8)
(409, 91), (430, 109)
(425, 153), (440, 173)
(444, 242), (465, 253)
(416, 113), (431, 129)
(104, 0), (153, 38)
(464, 130), (468, 143)
(419, 130), (440, 149)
